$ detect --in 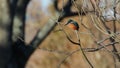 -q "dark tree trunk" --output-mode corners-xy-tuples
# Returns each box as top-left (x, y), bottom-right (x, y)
(0, 0), (12, 68)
